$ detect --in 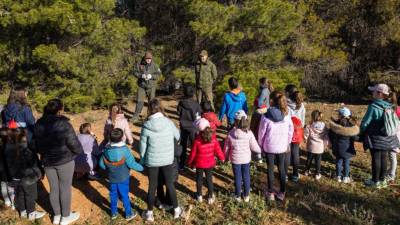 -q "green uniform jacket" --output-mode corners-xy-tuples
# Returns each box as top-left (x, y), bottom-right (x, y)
(134, 59), (161, 89)
(195, 60), (217, 89)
